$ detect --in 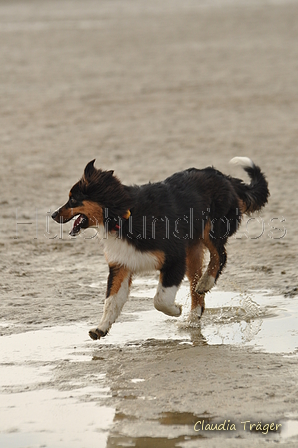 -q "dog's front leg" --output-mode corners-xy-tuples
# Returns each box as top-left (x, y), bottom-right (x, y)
(89, 265), (131, 340)
(154, 261), (185, 317)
